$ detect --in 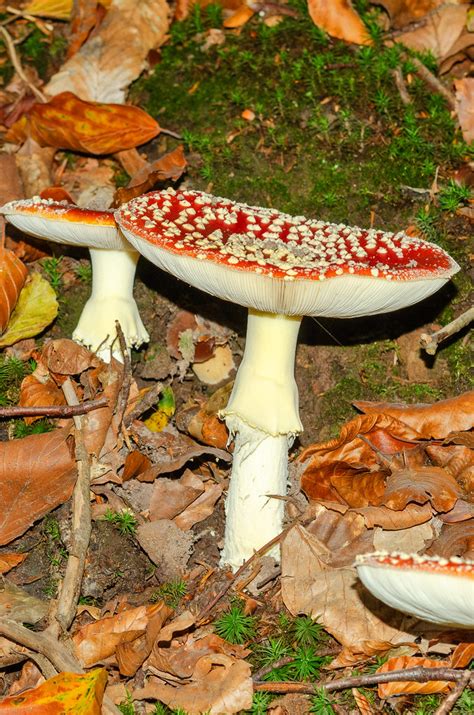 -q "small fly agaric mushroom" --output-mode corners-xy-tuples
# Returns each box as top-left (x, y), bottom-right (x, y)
(1, 197), (149, 360)
(356, 551), (474, 628)
(115, 188), (459, 569)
